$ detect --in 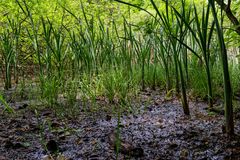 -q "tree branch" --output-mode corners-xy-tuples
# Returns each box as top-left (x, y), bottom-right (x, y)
(214, 0), (240, 35)
(113, 0), (155, 18)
